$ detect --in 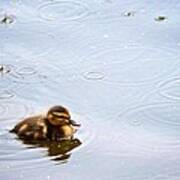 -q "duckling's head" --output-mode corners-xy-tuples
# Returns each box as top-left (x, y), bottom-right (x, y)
(47, 106), (71, 126)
